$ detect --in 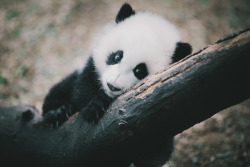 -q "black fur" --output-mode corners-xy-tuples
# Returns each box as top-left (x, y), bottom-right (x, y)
(133, 63), (148, 80)
(42, 71), (78, 126)
(43, 57), (112, 126)
(172, 42), (192, 63)
(42, 3), (192, 167)
(106, 50), (123, 65)
(115, 3), (135, 23)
